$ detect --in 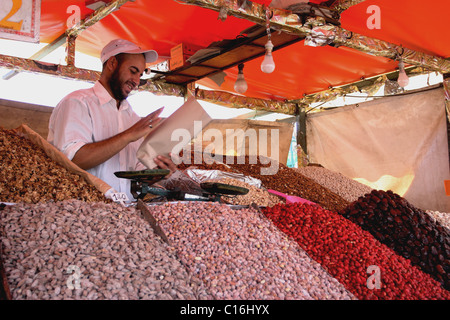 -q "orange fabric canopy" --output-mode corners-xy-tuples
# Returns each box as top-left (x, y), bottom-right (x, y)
(37, 0), (450, 101)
